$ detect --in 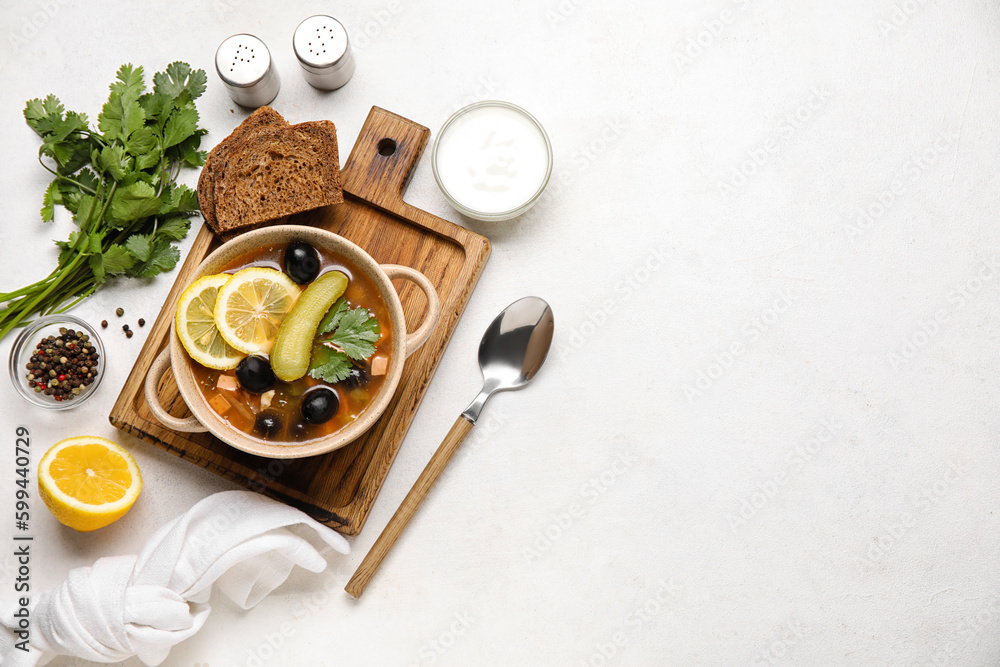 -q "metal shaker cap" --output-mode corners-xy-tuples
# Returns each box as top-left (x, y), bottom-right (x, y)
(293, 15), (355, 90)
(215, 34), (280, 108)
